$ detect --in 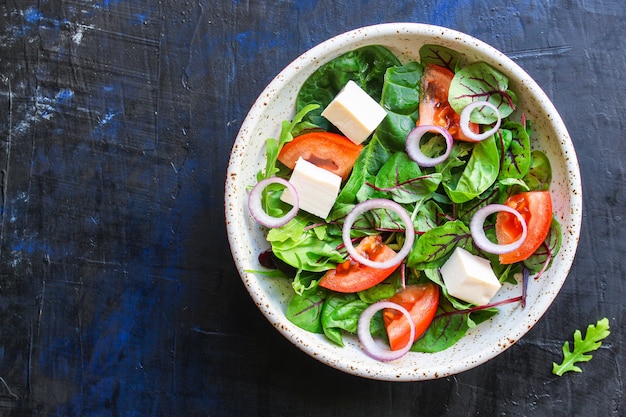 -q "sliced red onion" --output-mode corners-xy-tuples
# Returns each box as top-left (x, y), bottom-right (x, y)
(248, 177), (298, 228)
(357, 301), (415, 362)
(470, 204), (527, 254)
(460, 100), (502, 141)
(405, 125), (454, 167)
(342, 199), (415, 269)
